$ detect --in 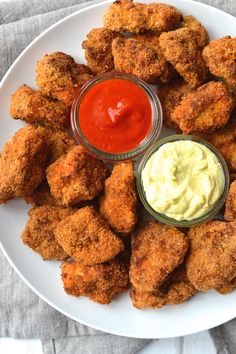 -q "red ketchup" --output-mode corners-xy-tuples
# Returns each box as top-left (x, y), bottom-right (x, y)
(78, 79), (152, 153)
